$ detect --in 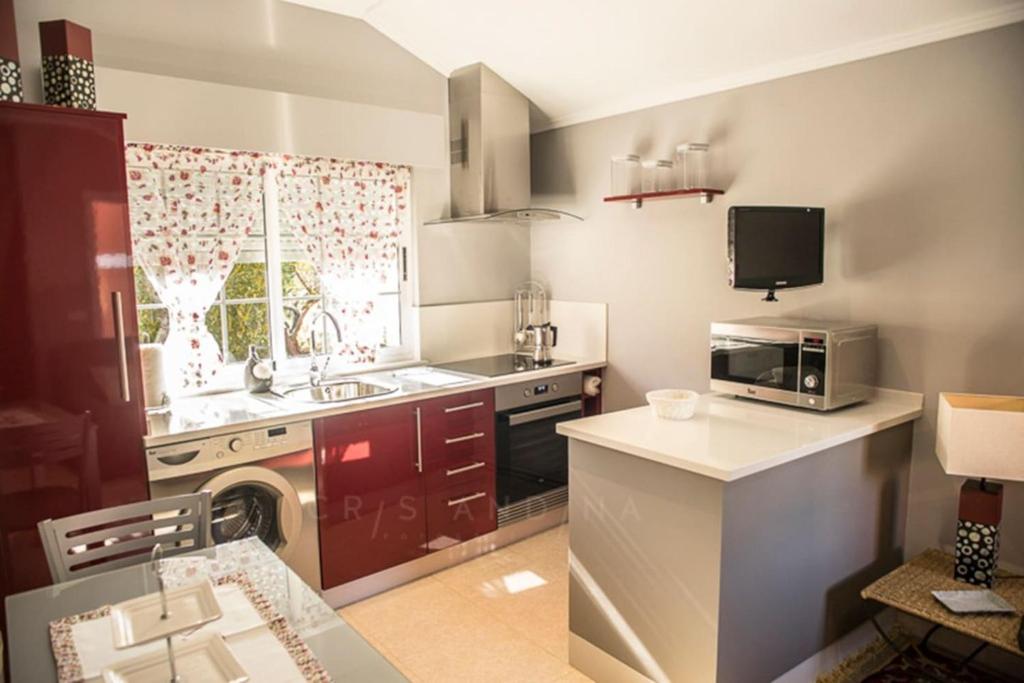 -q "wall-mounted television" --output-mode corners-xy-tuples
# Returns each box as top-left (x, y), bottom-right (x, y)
(728, 206), (824, 301)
